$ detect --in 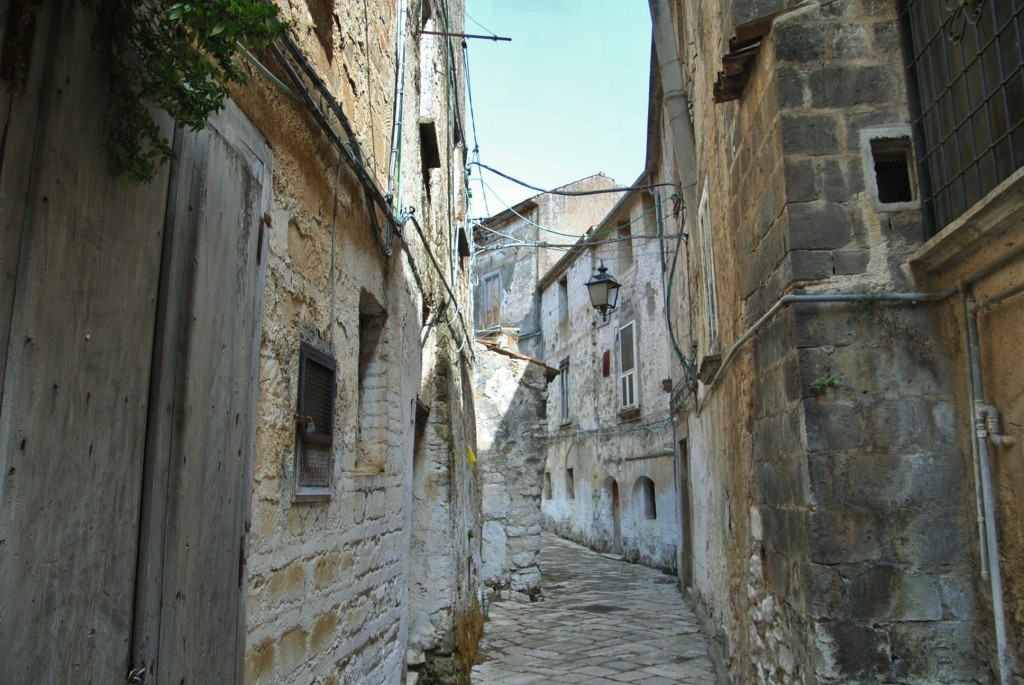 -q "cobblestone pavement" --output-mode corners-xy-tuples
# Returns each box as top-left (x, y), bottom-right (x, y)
(471, 533), (719, 684)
